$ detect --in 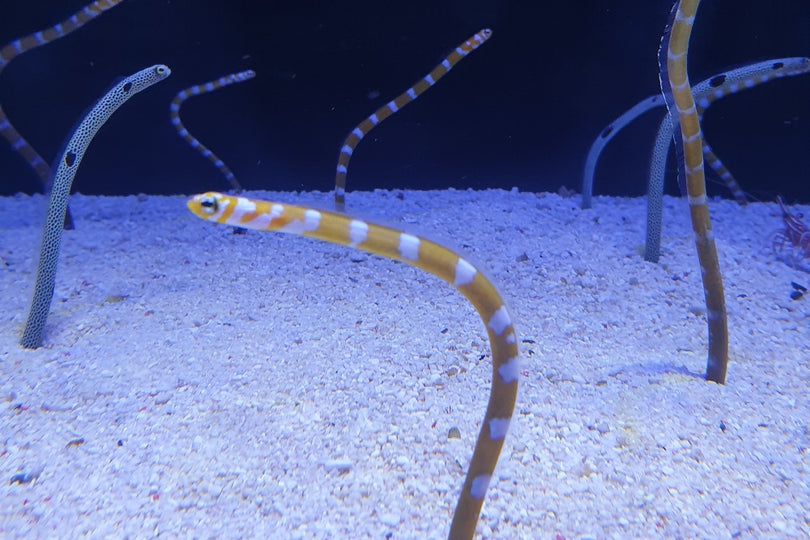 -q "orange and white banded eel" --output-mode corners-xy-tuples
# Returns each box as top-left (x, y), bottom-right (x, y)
(0, 0), (126, 197)
(169, 70), (256, 192)
(659, 0), (728, 383)
(334, 28), (492, 208)
(187, 191), (519, 539)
